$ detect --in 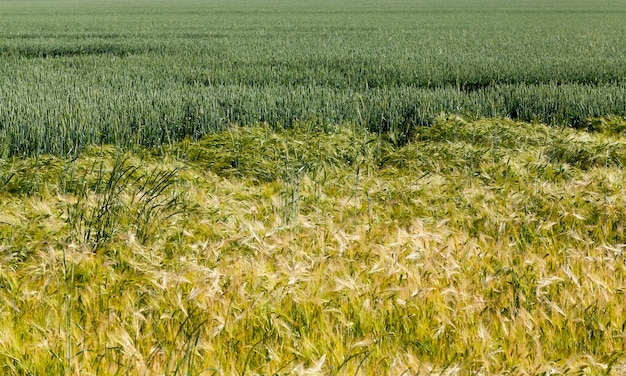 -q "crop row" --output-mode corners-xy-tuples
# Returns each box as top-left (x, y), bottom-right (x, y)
(2, 80), (625, 156)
